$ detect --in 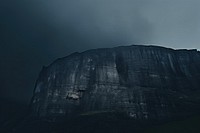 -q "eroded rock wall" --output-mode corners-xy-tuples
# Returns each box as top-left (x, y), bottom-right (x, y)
(31, 45), (200, 120)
